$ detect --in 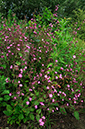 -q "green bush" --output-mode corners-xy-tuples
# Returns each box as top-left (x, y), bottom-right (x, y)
(0, 5), (85, 128)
